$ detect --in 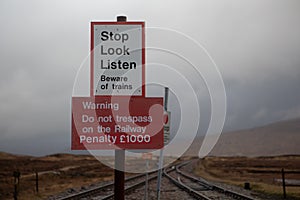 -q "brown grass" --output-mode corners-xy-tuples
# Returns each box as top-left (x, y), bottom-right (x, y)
(194, 155), (300, 199)
(0, 153), (113, 200)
